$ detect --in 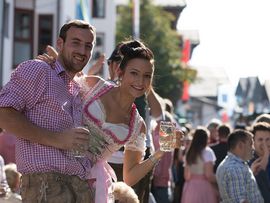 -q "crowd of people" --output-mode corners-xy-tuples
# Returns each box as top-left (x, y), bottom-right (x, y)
(0, 19), (269, 203)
